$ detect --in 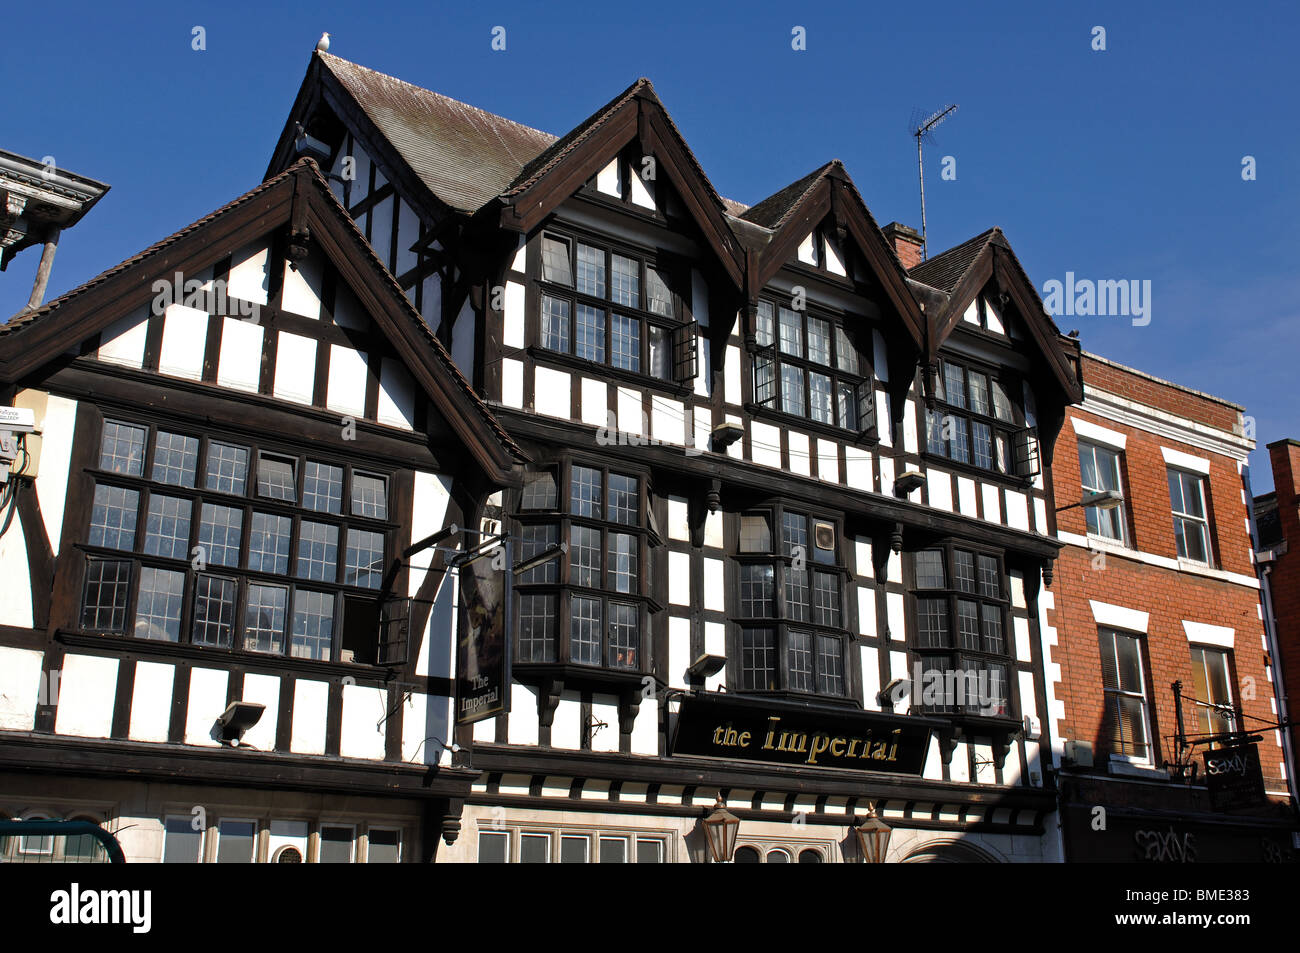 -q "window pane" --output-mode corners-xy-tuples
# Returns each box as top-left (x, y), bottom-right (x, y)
(789, 630), (813, 692)
(296, 521), (339, 582)
(82, 558), (132, 631)
(599, 838), (628, 863)
(741, 627), (776, 690)
(809, 372), (833, 424)
(778, 307), (802, 357)
(135, 567), (185, 641)
(518, 593), (556, 662)
(541, 236), (572, 286)
(991, 380), (1015, 422)
(915, 550), (946, 589)
(319, 826), (353, 864)
(837, 382), (857, 430)
(1116, 633), (1143, 693)
(518, 524), (559, 584)
(248, 513), (291, 574)
(520, 833), (550, 864)
(646, 266), (673, 317)
(291, 590), (335, 660)
(302, 462), (343, 514)
(345, 529), (385, 588)
(943, 363), (966, 409)
(767, 849), (790, 864)
(948, 416), (969, 463)
(570, 466), (601, 517)
(521, 472), (558, 510)
(734, 846), (761, 863)
(192, 575), (237, 647)
(100, 421), (146, 476)
(782, 511), (808, 558)
(636, 839), (664, 863)
(607, 473), (637, 524)
(198, 503), (242, 567)
(967, 371), (990, 416)
(980, 604), (1005, 654)
(143, 494), (192, 560)
(609, 601), (638, 669)
(571, 596), (602, 665)
(163, 817), (202, 863)
(576, 243), (606, 297)
(351, 472), (387, 519)
(257, 454), (296, 501)
(739, 563), (774, 617)
(541, 295), (570, 352)
(560, 835), (588, 863)
(607, 532), (638, 594)
(611, 254), (639, 308)
(813, 571), (840, 627)
(926, 409), (946, 456)
(817, 635), (843, 695)
(957, 599), (980, 650)
(648, 325), (671, 380)
(244, 584), (287, 653)
(971, 421), (993, 470)
(367, 829), (400, 864)
(90, 484), (139, 550)
(977, 555), (1000, 598)
(756, 301), (774, 347)
(152, 432), (199, 487)
(478, 831), (508, 864)
(786, 567), (809, 622)
(576, 304), (605, 362)
(917, 597), (949, 648)
(799, 848), (823, 864)
(834, 326), (858, 374)
(952, 551), (975, 593)
(740, 514), (771, 553)
(610, 314), (640, 371)
(807, 317), (830, 365)
(217, 820), (256, 863)
(571, 525), (601, 587)
(205, 441), (249, 495)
